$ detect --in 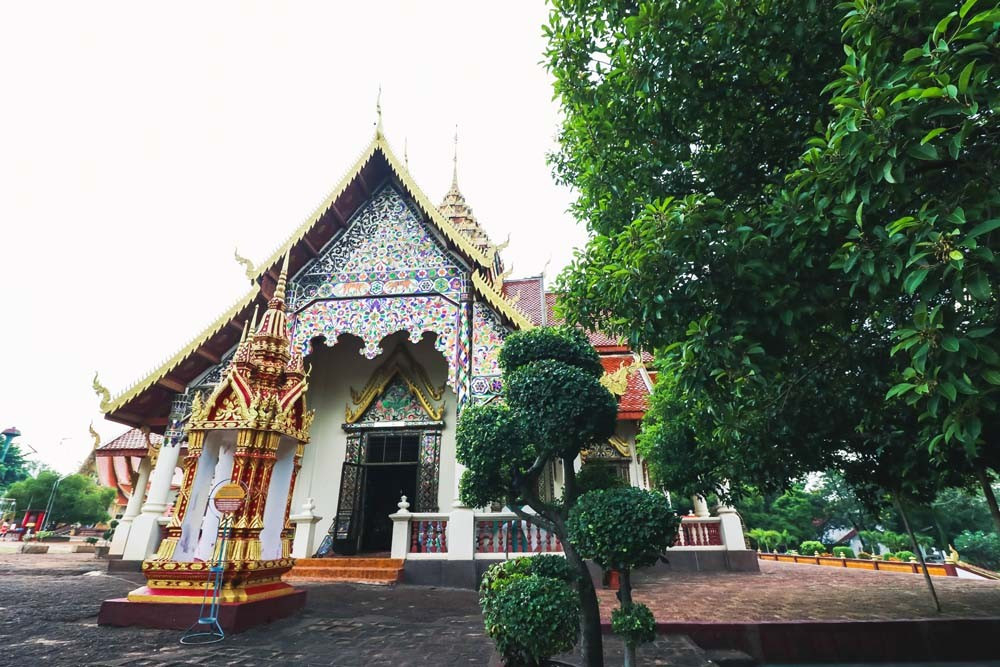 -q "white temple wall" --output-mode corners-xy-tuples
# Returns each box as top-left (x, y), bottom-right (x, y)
(290, 330), (456, 542)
